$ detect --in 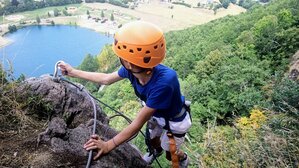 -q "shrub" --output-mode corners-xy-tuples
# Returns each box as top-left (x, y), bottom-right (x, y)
(172, 1), (191, 8)
(108, 0), (129, 8)
(8, 24), (17, 33)
(272, 77), (299, 115)
(197, 109), (298, 167)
